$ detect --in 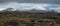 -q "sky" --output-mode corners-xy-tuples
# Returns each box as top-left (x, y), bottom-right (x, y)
(0, 0), (60, 12)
